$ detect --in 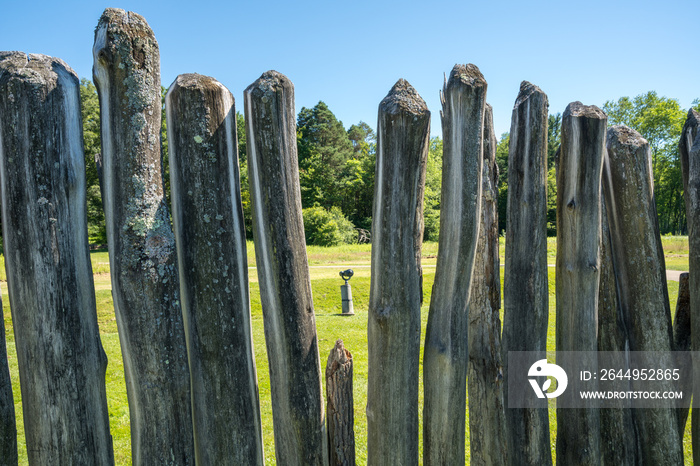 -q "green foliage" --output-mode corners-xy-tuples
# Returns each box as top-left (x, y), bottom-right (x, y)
(79, 78), (107, 244)
(236, 112), (253, 239)
(302, 206), (356, 246)
(297, 102), (376, 231)
(603, 91), (697, 234)
(160, 86), (171, 209)
(236, 111), (247, 164)
(338, 122), (376, 230)
(547, 113), (561, 168)
(423, 137), (443, 241)
(495, 133), (510, 234)
(546, 113), (561, 235)
(297, 102), (354, 210)
(494, 113), (578, 236)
